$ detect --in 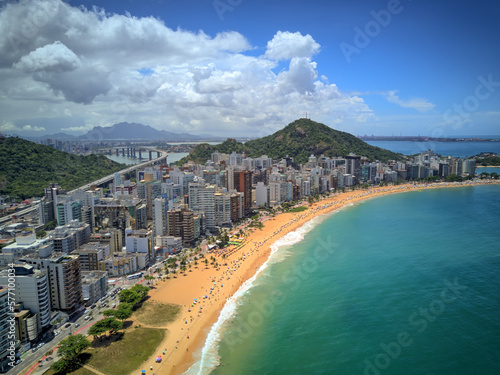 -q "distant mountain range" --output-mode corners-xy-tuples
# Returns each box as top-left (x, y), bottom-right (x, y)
(177, 118), (402, 165)
(79, 122), (211, 141)
(15, 122), (217, 142)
